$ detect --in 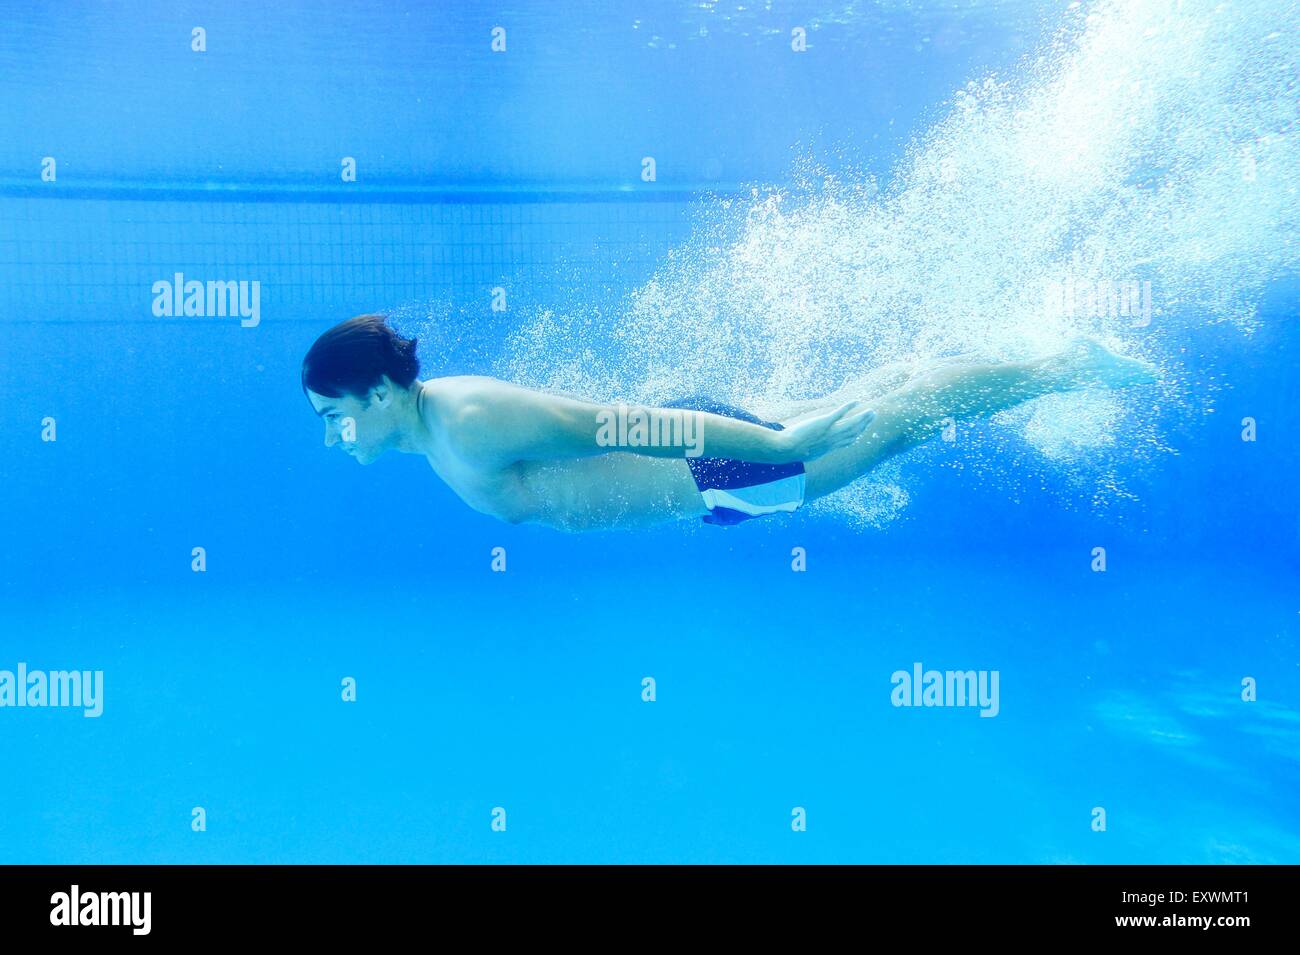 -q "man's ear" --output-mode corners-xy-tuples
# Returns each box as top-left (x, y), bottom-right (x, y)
(370, 377), (394, 406)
